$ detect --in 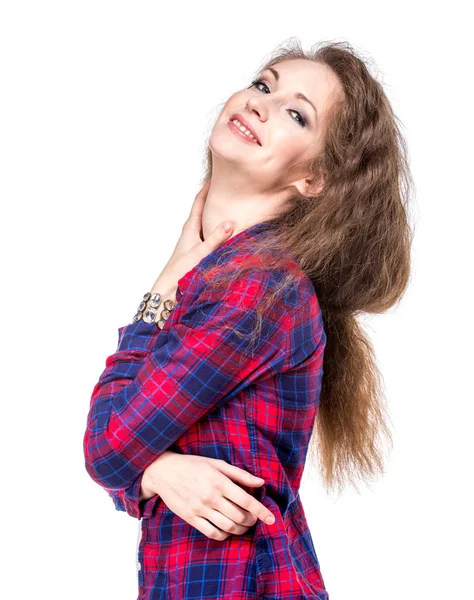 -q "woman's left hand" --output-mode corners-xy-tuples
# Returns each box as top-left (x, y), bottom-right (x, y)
(150, 179), (236, 298)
